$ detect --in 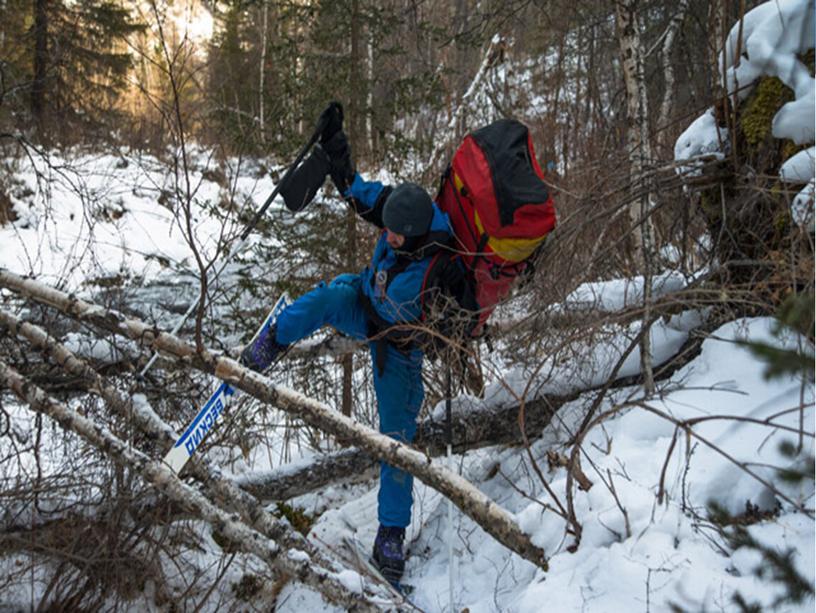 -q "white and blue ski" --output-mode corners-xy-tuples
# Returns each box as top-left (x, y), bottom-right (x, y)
(162, 293), (290, 474)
